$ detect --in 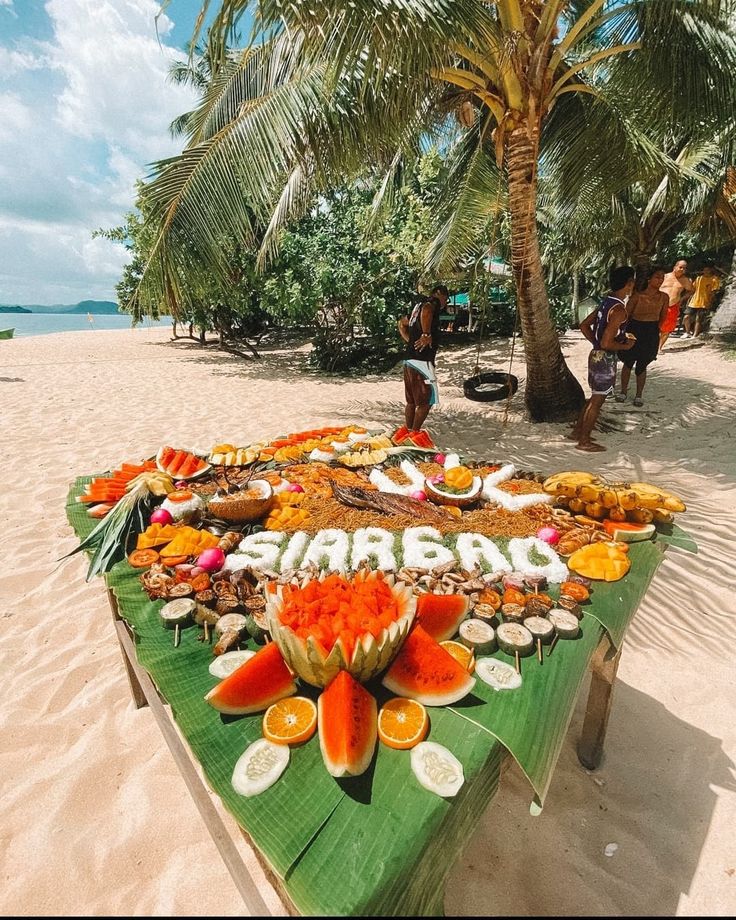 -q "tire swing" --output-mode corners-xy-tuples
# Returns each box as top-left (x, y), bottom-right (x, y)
(463, 370), (518, 402)
(462, 286), (519, 407)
